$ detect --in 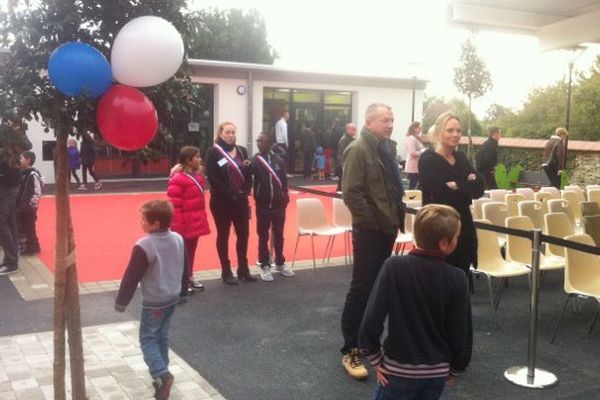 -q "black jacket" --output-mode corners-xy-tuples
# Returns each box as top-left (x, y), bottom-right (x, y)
(204, 144), (252, 203)
(80, 136), (96, 165)
(16, 167), (43, 211)
(359, 250), (472, 377)
(0, 133), (32, 189)
(251, 151), (288, 209)
(476, 137), (498, 174)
